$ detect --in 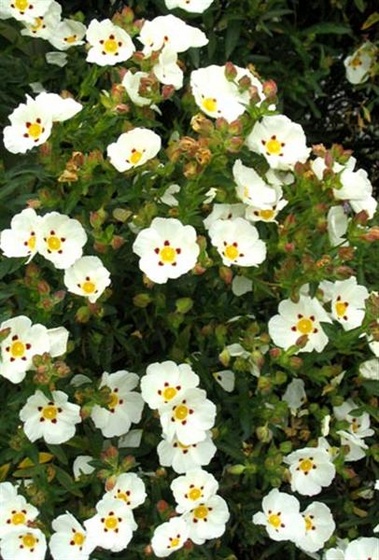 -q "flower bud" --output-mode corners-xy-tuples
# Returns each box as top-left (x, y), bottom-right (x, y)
(224, 61), (238, 81)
